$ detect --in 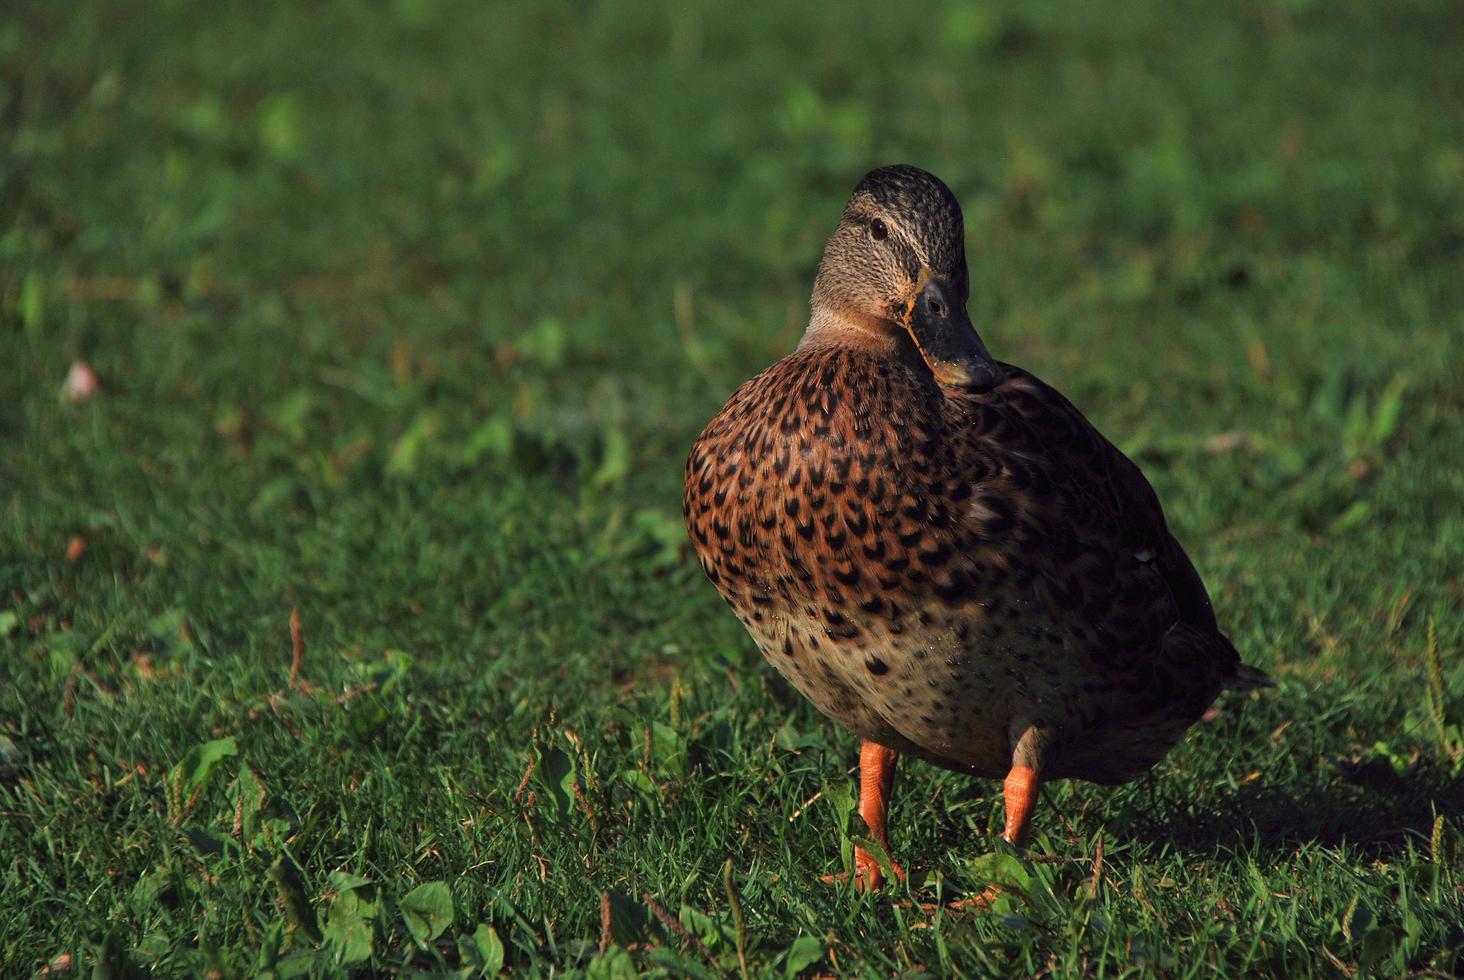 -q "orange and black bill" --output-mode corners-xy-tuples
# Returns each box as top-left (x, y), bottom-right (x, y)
(905, 278), (1003, 392)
